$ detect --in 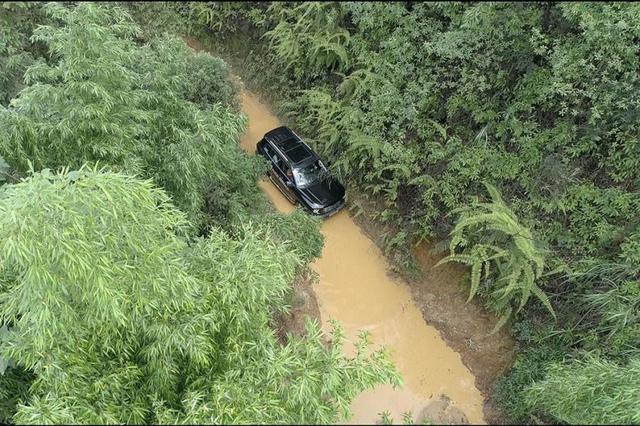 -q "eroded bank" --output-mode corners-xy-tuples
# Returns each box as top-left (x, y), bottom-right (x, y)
(239, 89), (486, 424)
